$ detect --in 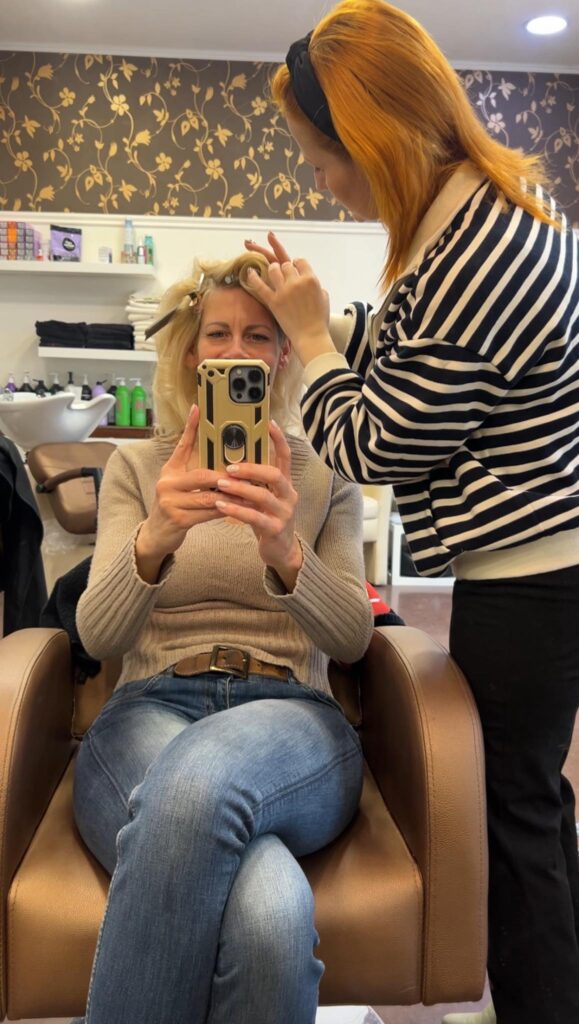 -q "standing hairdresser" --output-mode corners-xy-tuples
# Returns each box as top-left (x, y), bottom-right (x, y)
(246, 3), (579, 1022)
